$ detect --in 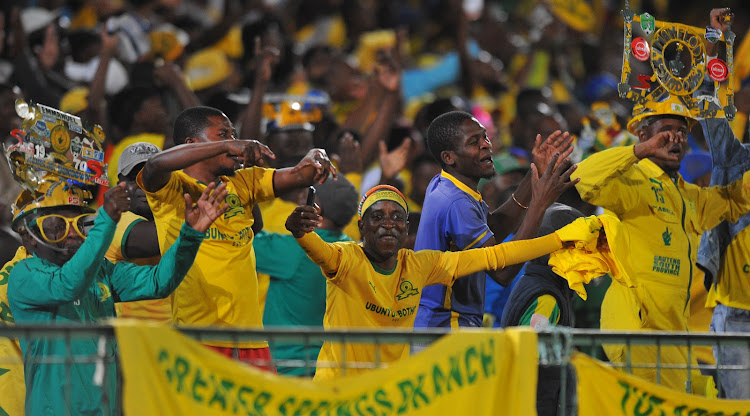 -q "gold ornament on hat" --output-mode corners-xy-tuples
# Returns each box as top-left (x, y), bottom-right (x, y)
(619, 1), (736, 123)
(3, 99), (110, 190)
